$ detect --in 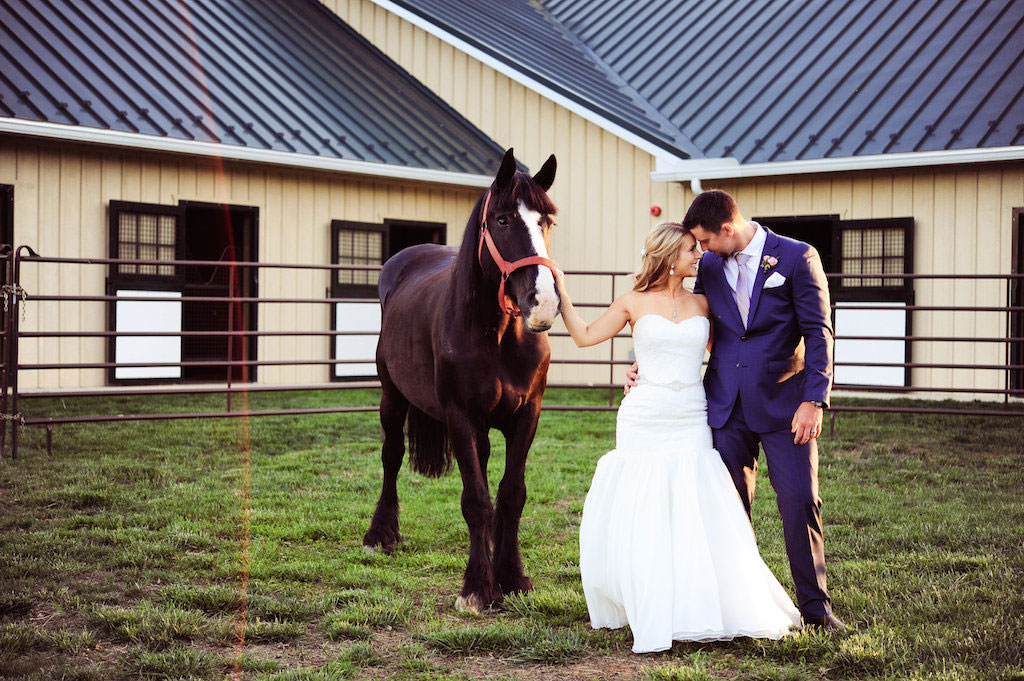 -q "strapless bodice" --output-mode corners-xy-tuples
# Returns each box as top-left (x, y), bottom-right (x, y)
(616, 314), (712, 452)
(633, 314), (710, 389)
